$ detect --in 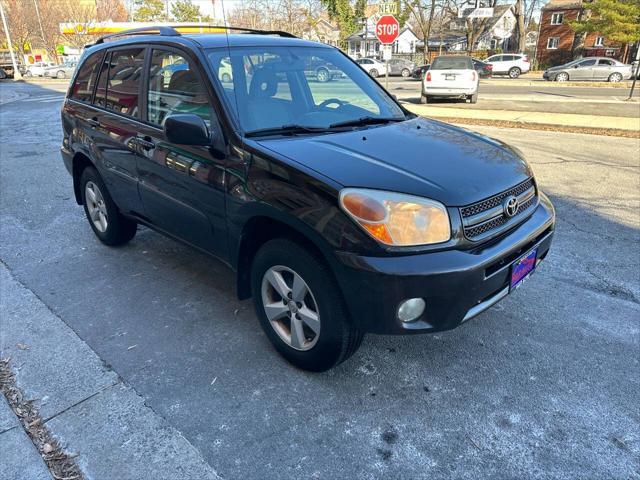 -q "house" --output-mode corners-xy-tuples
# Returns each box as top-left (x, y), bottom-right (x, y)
(444, 5), (517, 51)
(535, 0), (624, 67)
(346, 26), (420, 58)
(302, 18), (341, 47)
